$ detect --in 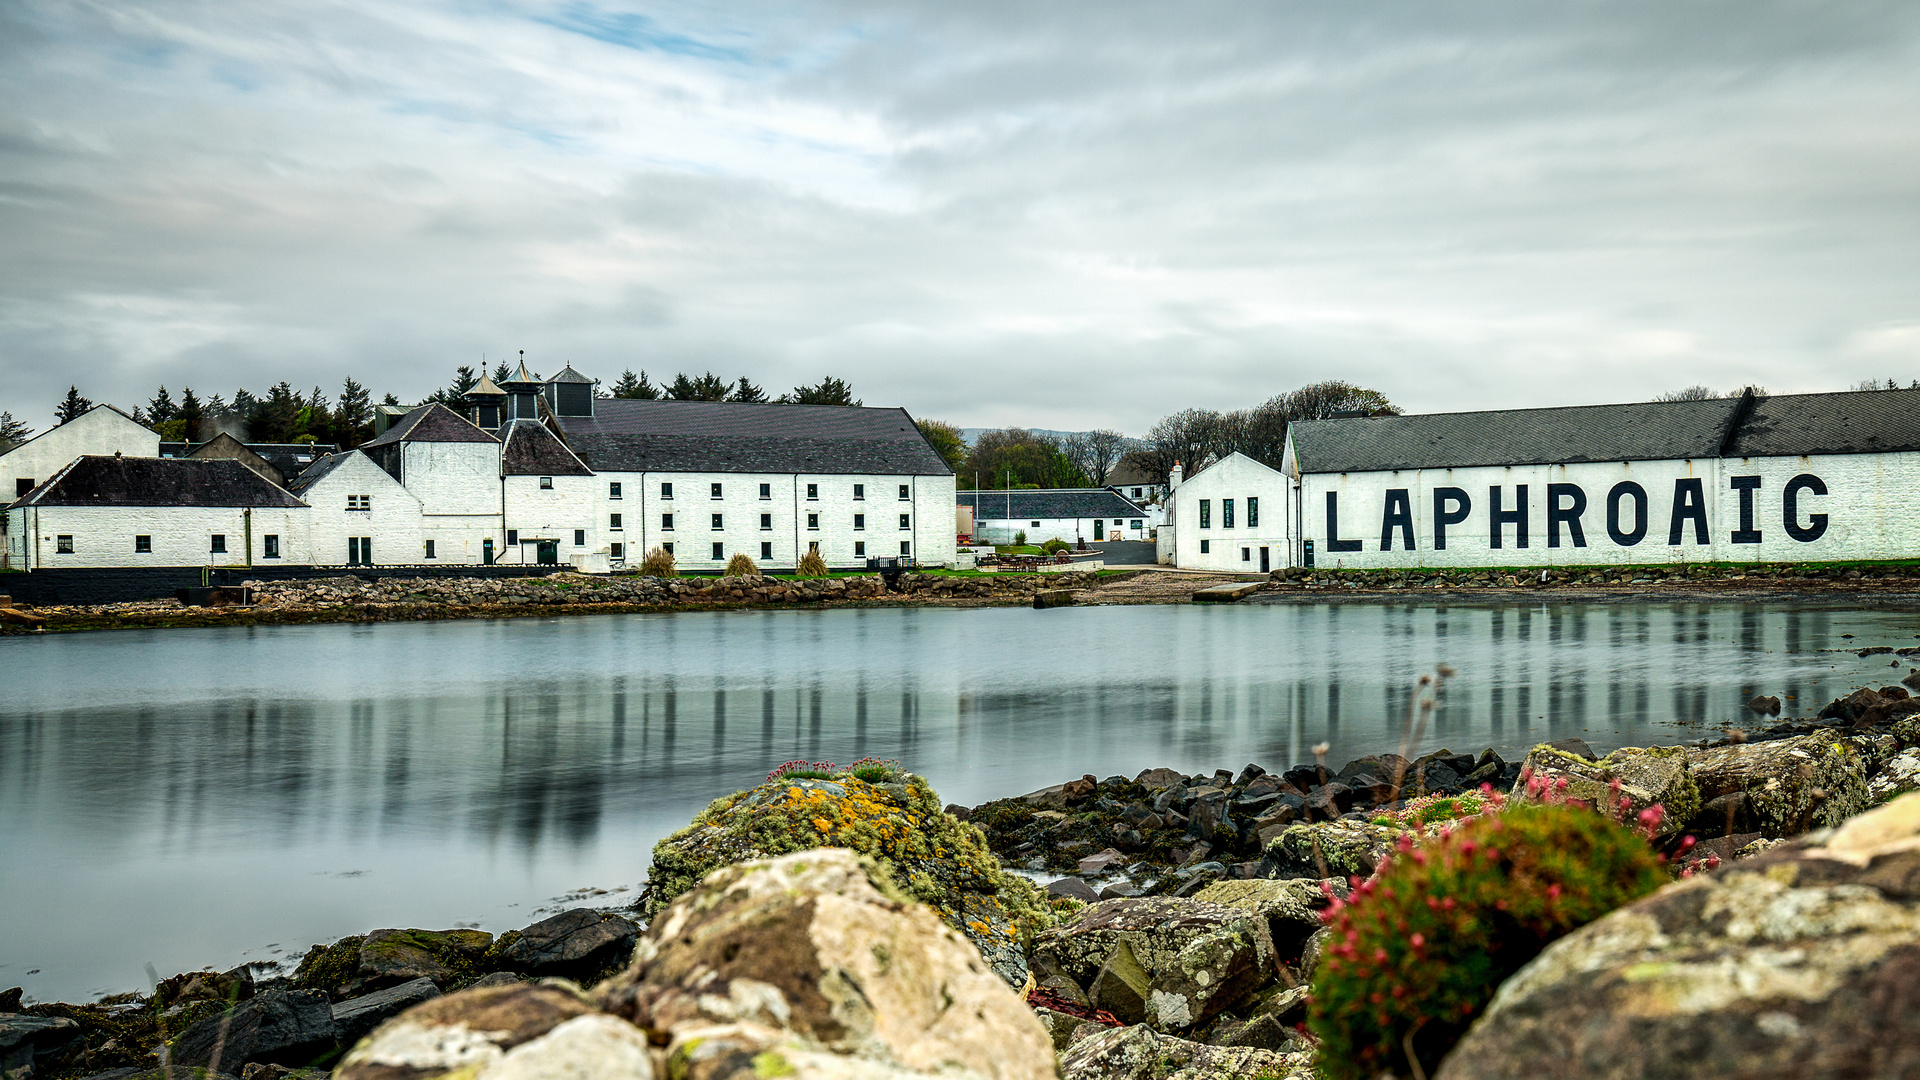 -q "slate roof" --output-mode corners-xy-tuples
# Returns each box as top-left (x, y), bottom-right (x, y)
(958, 489), (1148, 520)
(546, 365), (594, 385)
(553, 400), (952, 476)
(285, 452), (355, 495)
(1288, 389), (1920, 473)
(359, 403), (499, 449)
(501, 420), (594, 476)
(12, 456), (307, 509)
